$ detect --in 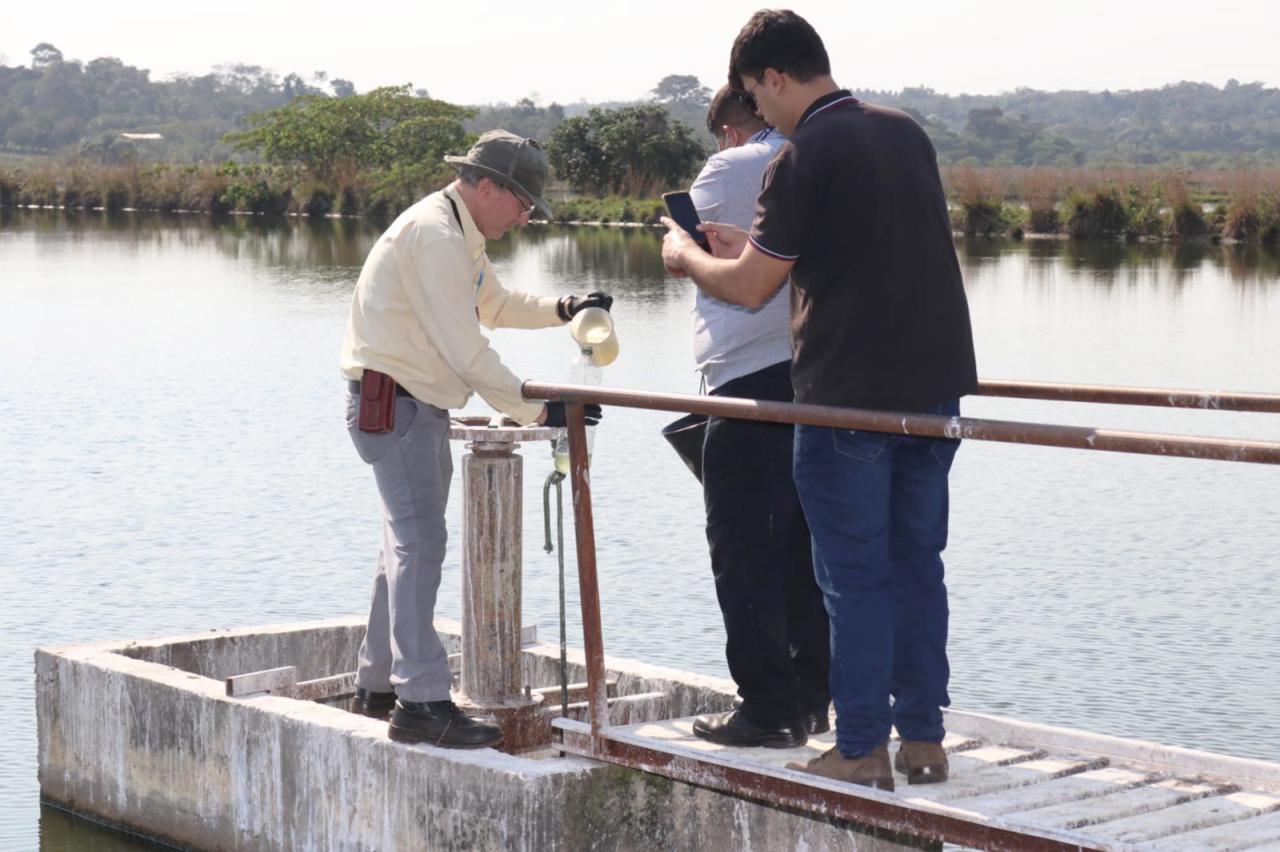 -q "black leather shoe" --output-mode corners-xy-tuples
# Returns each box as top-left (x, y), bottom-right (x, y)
(349, 687), (397, 720)
(692, 709), (807, 749)
(388, 700), (503, 749)
(803, 706), (831, 736)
